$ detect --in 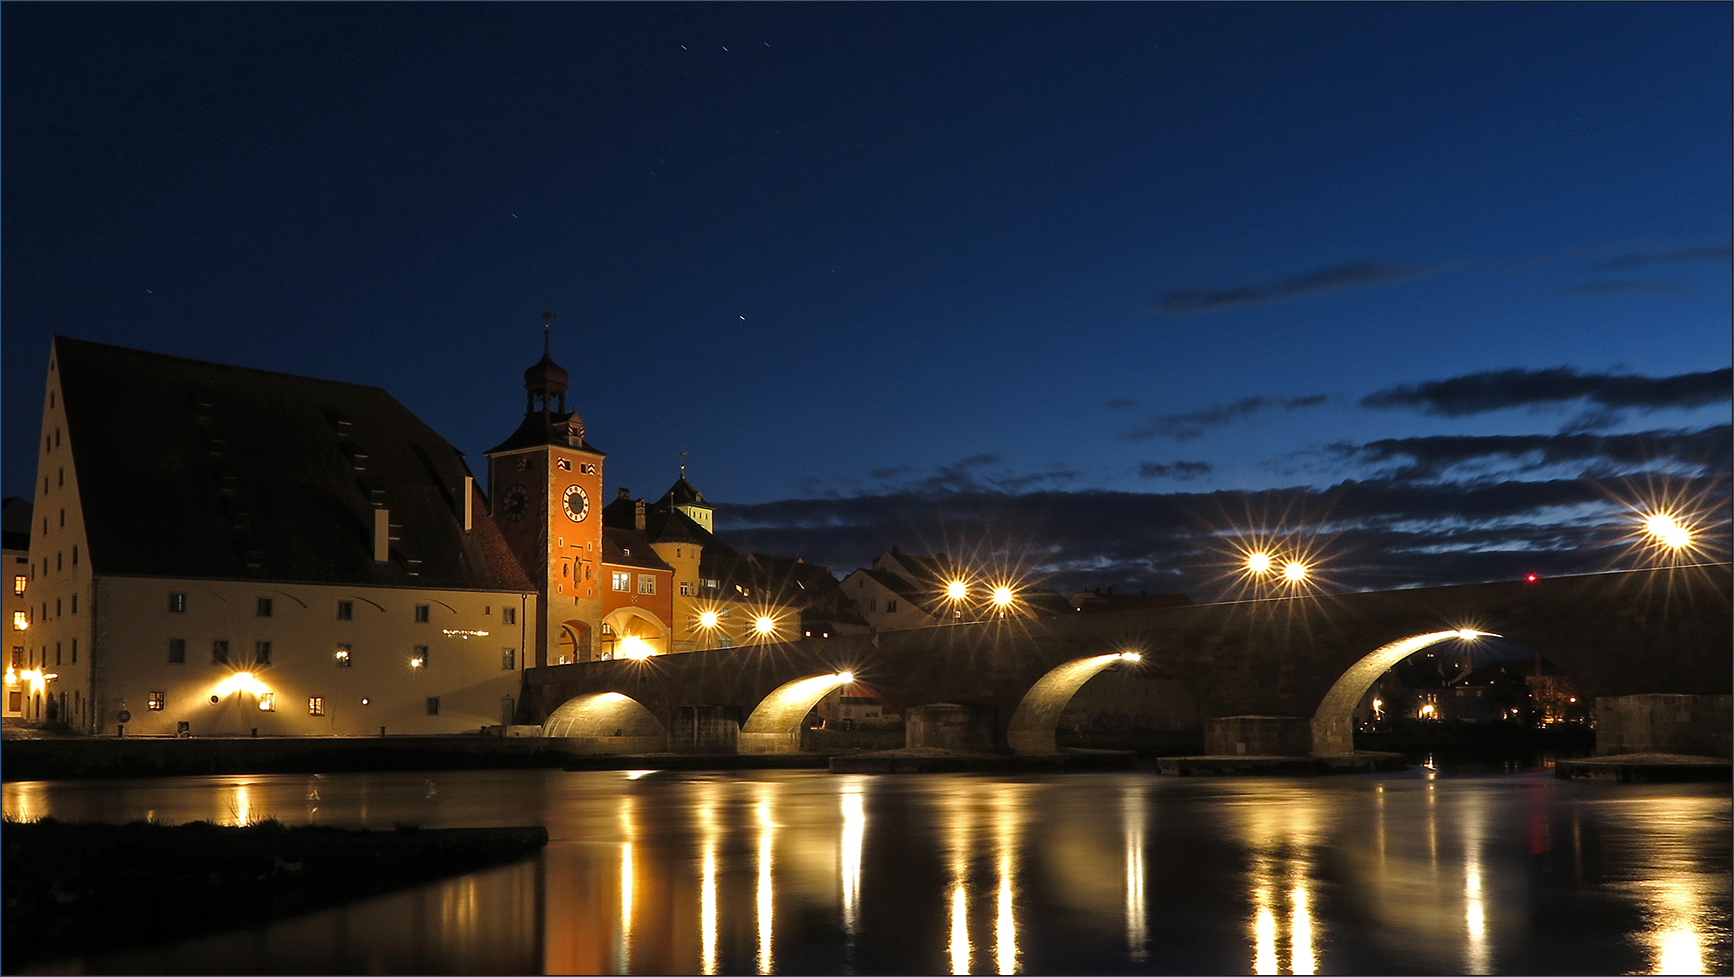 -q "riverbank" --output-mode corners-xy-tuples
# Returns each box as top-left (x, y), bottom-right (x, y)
(1, 818), (549, 972)
(2, 733), (572, 781)
(1554, 752), (1732, 782)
